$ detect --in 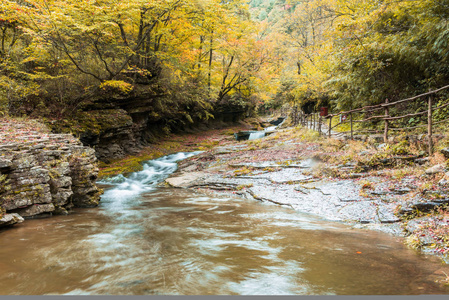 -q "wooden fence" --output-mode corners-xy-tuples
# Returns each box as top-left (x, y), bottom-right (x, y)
(290, 84), (449, 155)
